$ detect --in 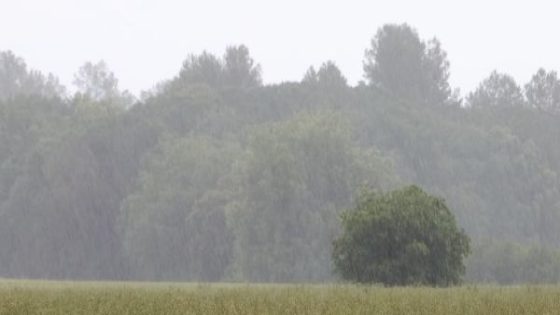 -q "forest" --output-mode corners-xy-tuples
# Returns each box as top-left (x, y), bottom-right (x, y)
(1, 23), (560, 284)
